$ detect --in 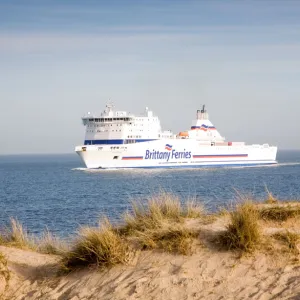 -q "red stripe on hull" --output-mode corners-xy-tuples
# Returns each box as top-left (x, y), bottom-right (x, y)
(193, 154), (248, 159)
